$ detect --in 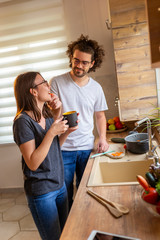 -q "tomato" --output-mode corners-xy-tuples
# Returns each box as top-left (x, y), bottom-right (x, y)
(142, 188), (159, 204)
(136, 175), (149, 191)
(115, 121), (123, 129)
(113, 116), (120, 122)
